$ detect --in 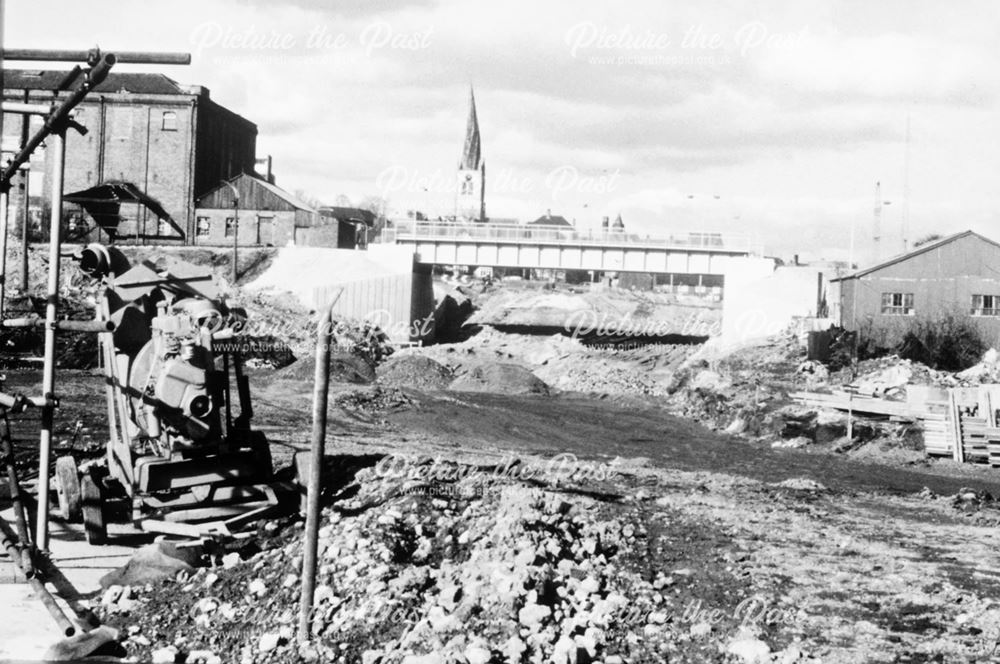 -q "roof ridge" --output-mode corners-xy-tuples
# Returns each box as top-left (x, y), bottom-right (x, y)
(832, 230), (997, 280)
